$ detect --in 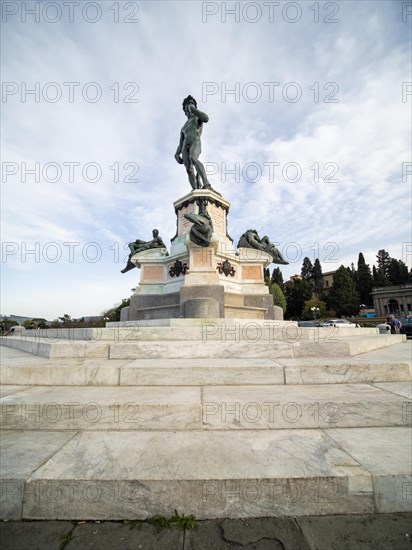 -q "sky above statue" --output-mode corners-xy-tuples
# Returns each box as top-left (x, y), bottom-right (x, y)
(1, 0), (411, 319)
